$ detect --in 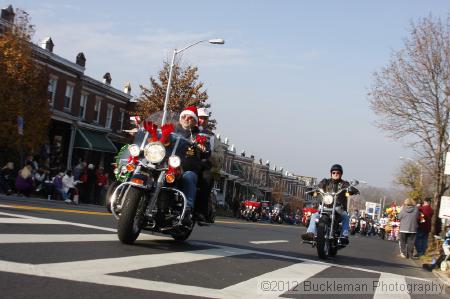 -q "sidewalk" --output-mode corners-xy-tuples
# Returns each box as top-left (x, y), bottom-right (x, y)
(0, 193), (106, 211)
(433, 270), (450, 288)
(411, 254), (450, 288)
